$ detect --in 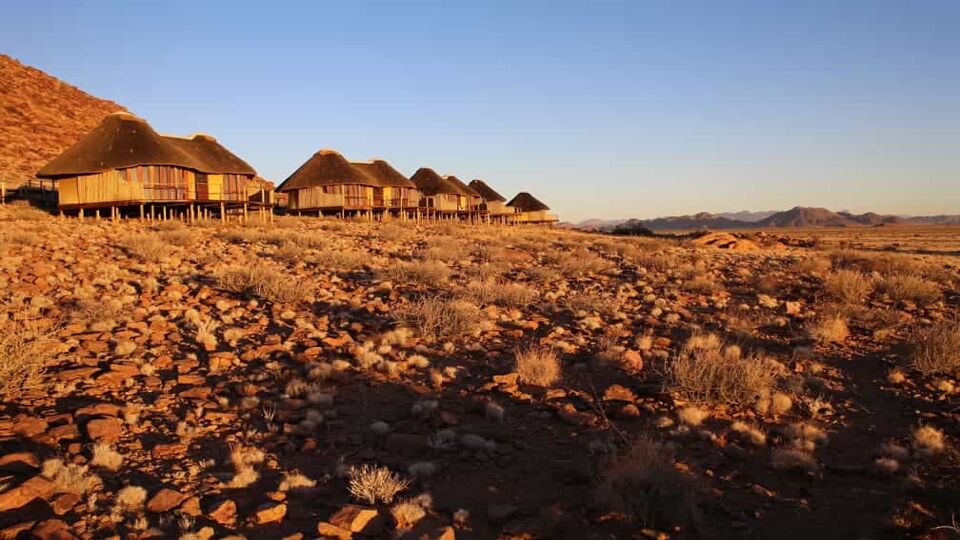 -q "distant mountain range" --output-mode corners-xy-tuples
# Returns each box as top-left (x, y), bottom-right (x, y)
(567, 207), (960, 232)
